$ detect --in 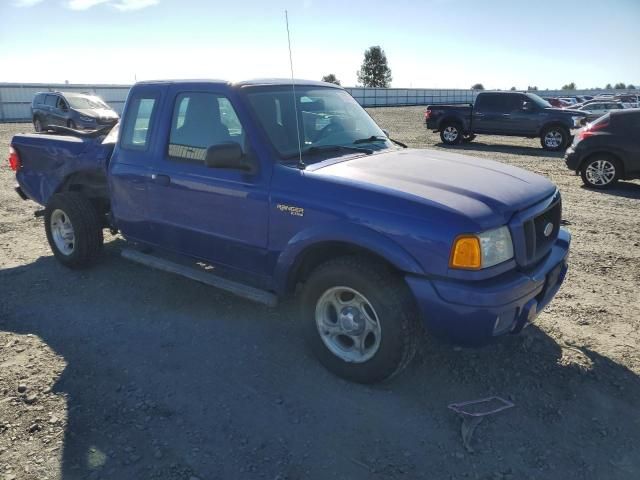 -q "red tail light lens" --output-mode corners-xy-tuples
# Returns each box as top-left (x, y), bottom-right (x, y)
(8, 146), (20, 171)
(425, 109), (432, 119)
(579, 118), (609, 140)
